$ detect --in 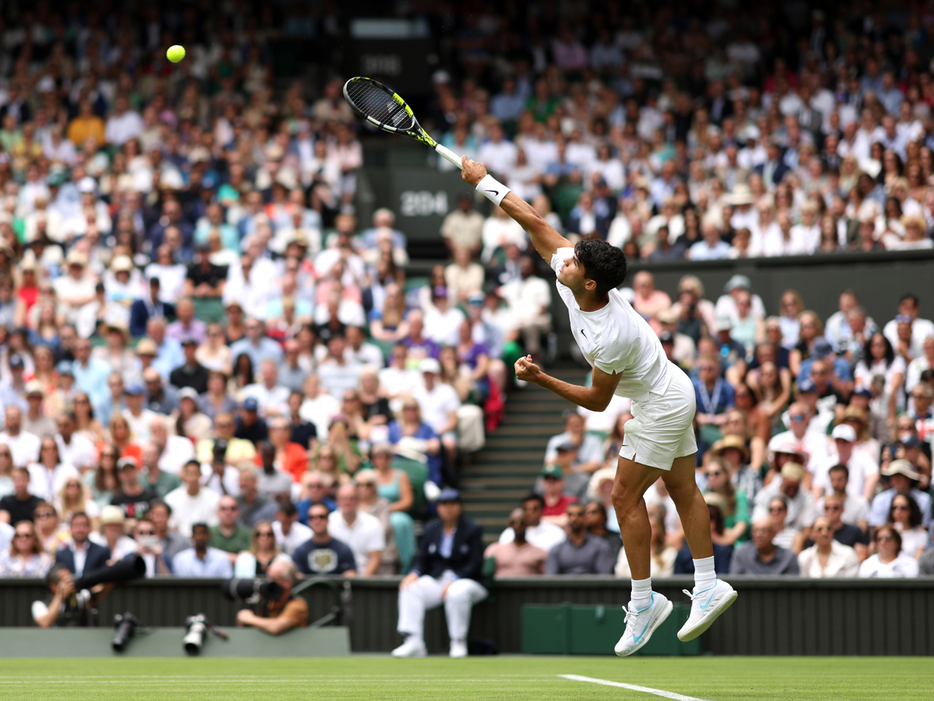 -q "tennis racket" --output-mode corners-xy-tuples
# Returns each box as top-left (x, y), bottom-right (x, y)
(343, 76), (464, 170)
